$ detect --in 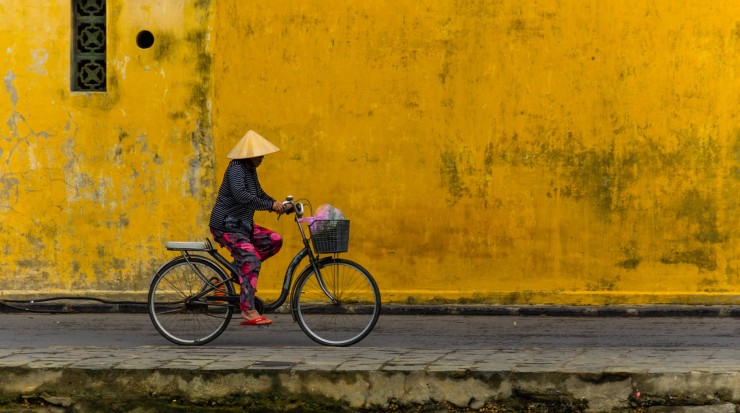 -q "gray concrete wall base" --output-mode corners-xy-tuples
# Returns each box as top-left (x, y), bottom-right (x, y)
(3, 347), (740, 412)
(0, 368), (514, 410)
(514, 373), (633, 412)
(0, 367), (676, 412)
